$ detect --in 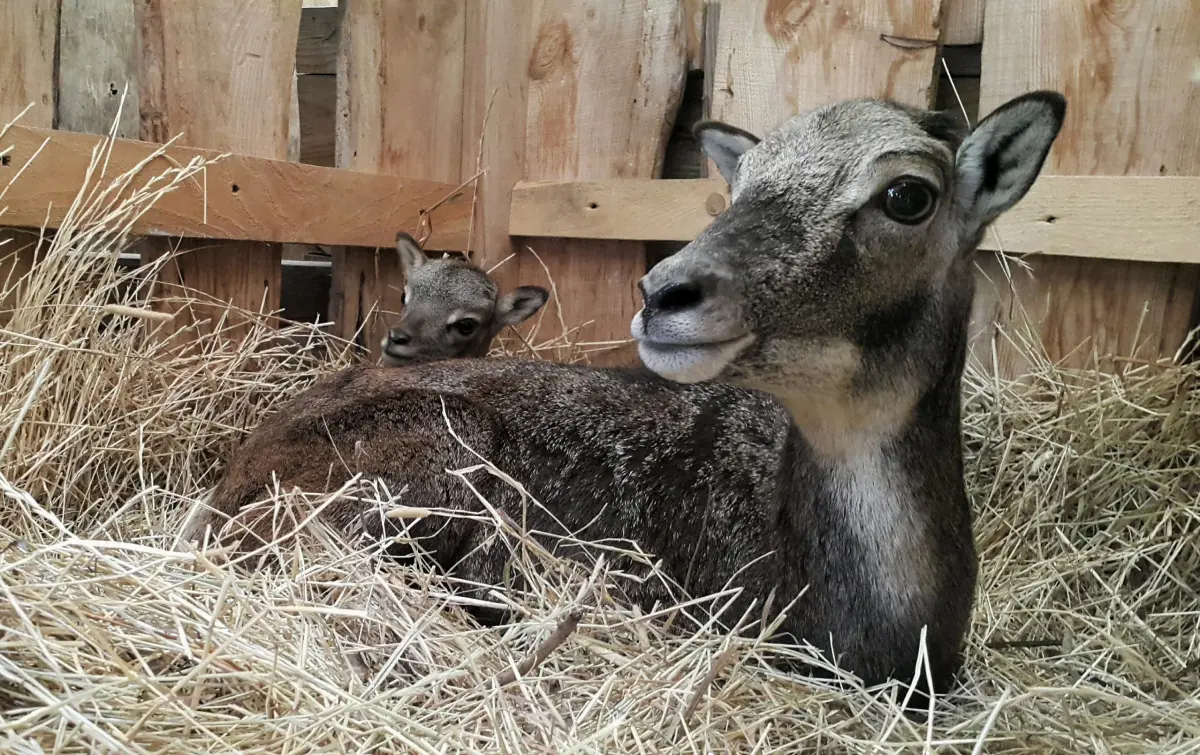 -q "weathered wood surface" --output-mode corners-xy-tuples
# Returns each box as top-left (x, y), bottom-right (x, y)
(0, 126), (473, 250)
(297, 6), (341, 75)
(941, 0), (986, 45)
(461, 2), (533, 274)
(297, 74), (337, 168)
(0, 0), (59, 327)
(710, 0), (944, 136)
(511, 179), (729, 241)
(331, 0), (467, 356)
(135, 1), (302, 337)
(57, 0), (139, 139)
(972, 0), (1200, 375)
(509, 176), (1200, 266)
(519, 0), (688, 366)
